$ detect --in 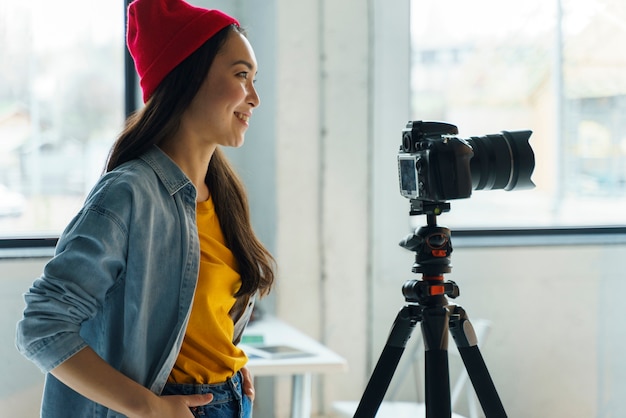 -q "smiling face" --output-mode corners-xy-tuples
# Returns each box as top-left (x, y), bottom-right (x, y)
(181, 29), (260, 149)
